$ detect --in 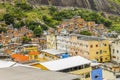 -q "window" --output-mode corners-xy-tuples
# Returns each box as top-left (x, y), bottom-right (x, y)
(96, 59), (99, 61)
(84, 64), (90, 68)
(96, 45), (98, 47)
(117, 50), (119, 53)
(85, 73), (90, 78)
(104, 44), (107, 46)
(116, 75), (120, 78)
(104, 51), (107, 53)
(96, 52), (99, 54)
(113, 49), (115, 53)
(30, 56), (32, 59)
(34, 55), (38, 59)
(75, 52), (78, 55)
(112, 56), (116, 59)
(86, 45), (88, 47)
(95, 75), (99, 79)
(105, 58), (108, 60)
(78, 65), (83, 69)
(90, 45), (93, 48)
(73, 78), (80, 80)
(72, 66), (78, 71)
(45, 54), (47, 57)
(64, 69), (69, 72)
(100, 50), (102, 54)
